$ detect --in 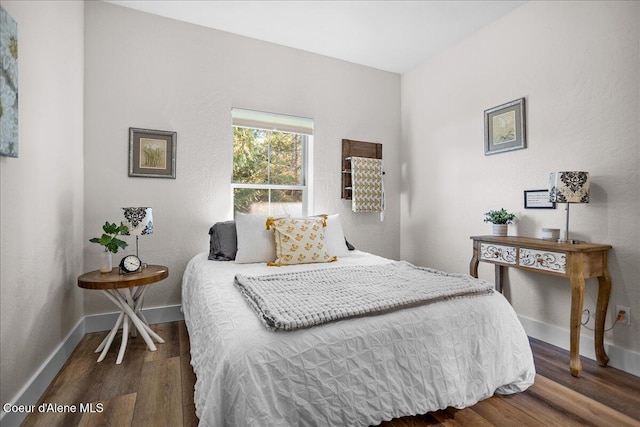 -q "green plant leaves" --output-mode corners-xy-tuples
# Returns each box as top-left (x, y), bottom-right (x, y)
(90, 222), (129, 253)
(483, 208), (516, 225)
